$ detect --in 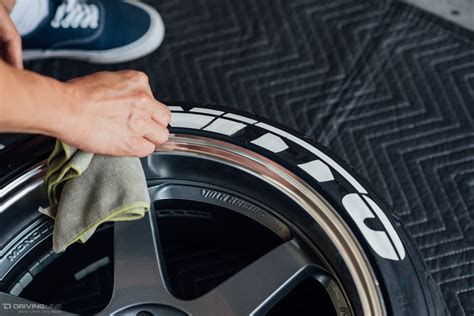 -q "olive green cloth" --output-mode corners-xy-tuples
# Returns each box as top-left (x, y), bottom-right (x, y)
(39, 141), (150, 252)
